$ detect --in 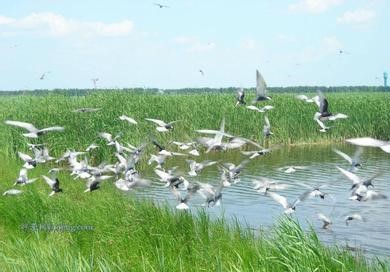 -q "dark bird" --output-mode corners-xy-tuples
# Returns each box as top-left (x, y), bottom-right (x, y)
(235, 88), (246, 107)
(154, 3), (169, 8)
